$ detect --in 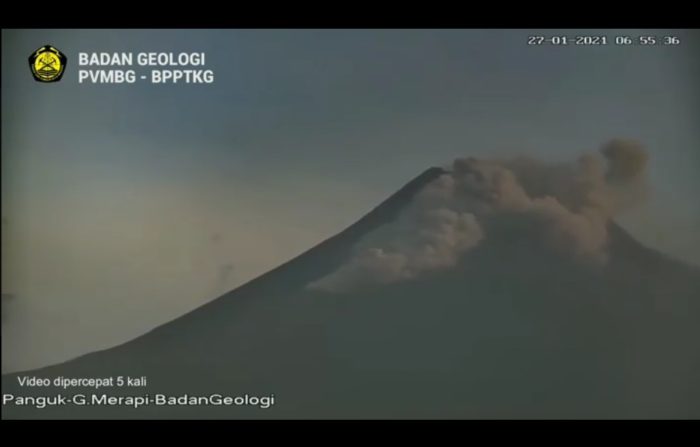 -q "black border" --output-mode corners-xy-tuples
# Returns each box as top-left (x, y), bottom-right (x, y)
(3, 418), (699, 440)
(1, 5), (698, 28)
